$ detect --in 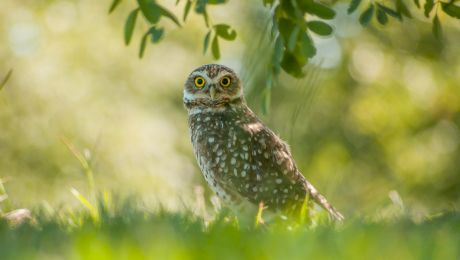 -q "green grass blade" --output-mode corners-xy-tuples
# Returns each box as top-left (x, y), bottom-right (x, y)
(71, 188), (99, 223)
